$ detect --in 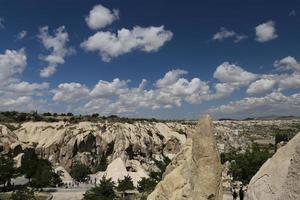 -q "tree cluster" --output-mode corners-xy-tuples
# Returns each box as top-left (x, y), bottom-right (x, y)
(221, 143), (273, 183)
